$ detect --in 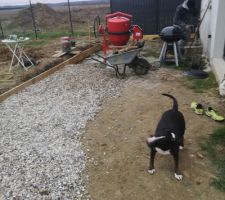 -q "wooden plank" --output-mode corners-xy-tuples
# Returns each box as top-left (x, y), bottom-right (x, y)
(52, 47), (77, 58)
(70, 50), (81, 55)
(0, 43), (101, 102)
(52, 51), (67, 58)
